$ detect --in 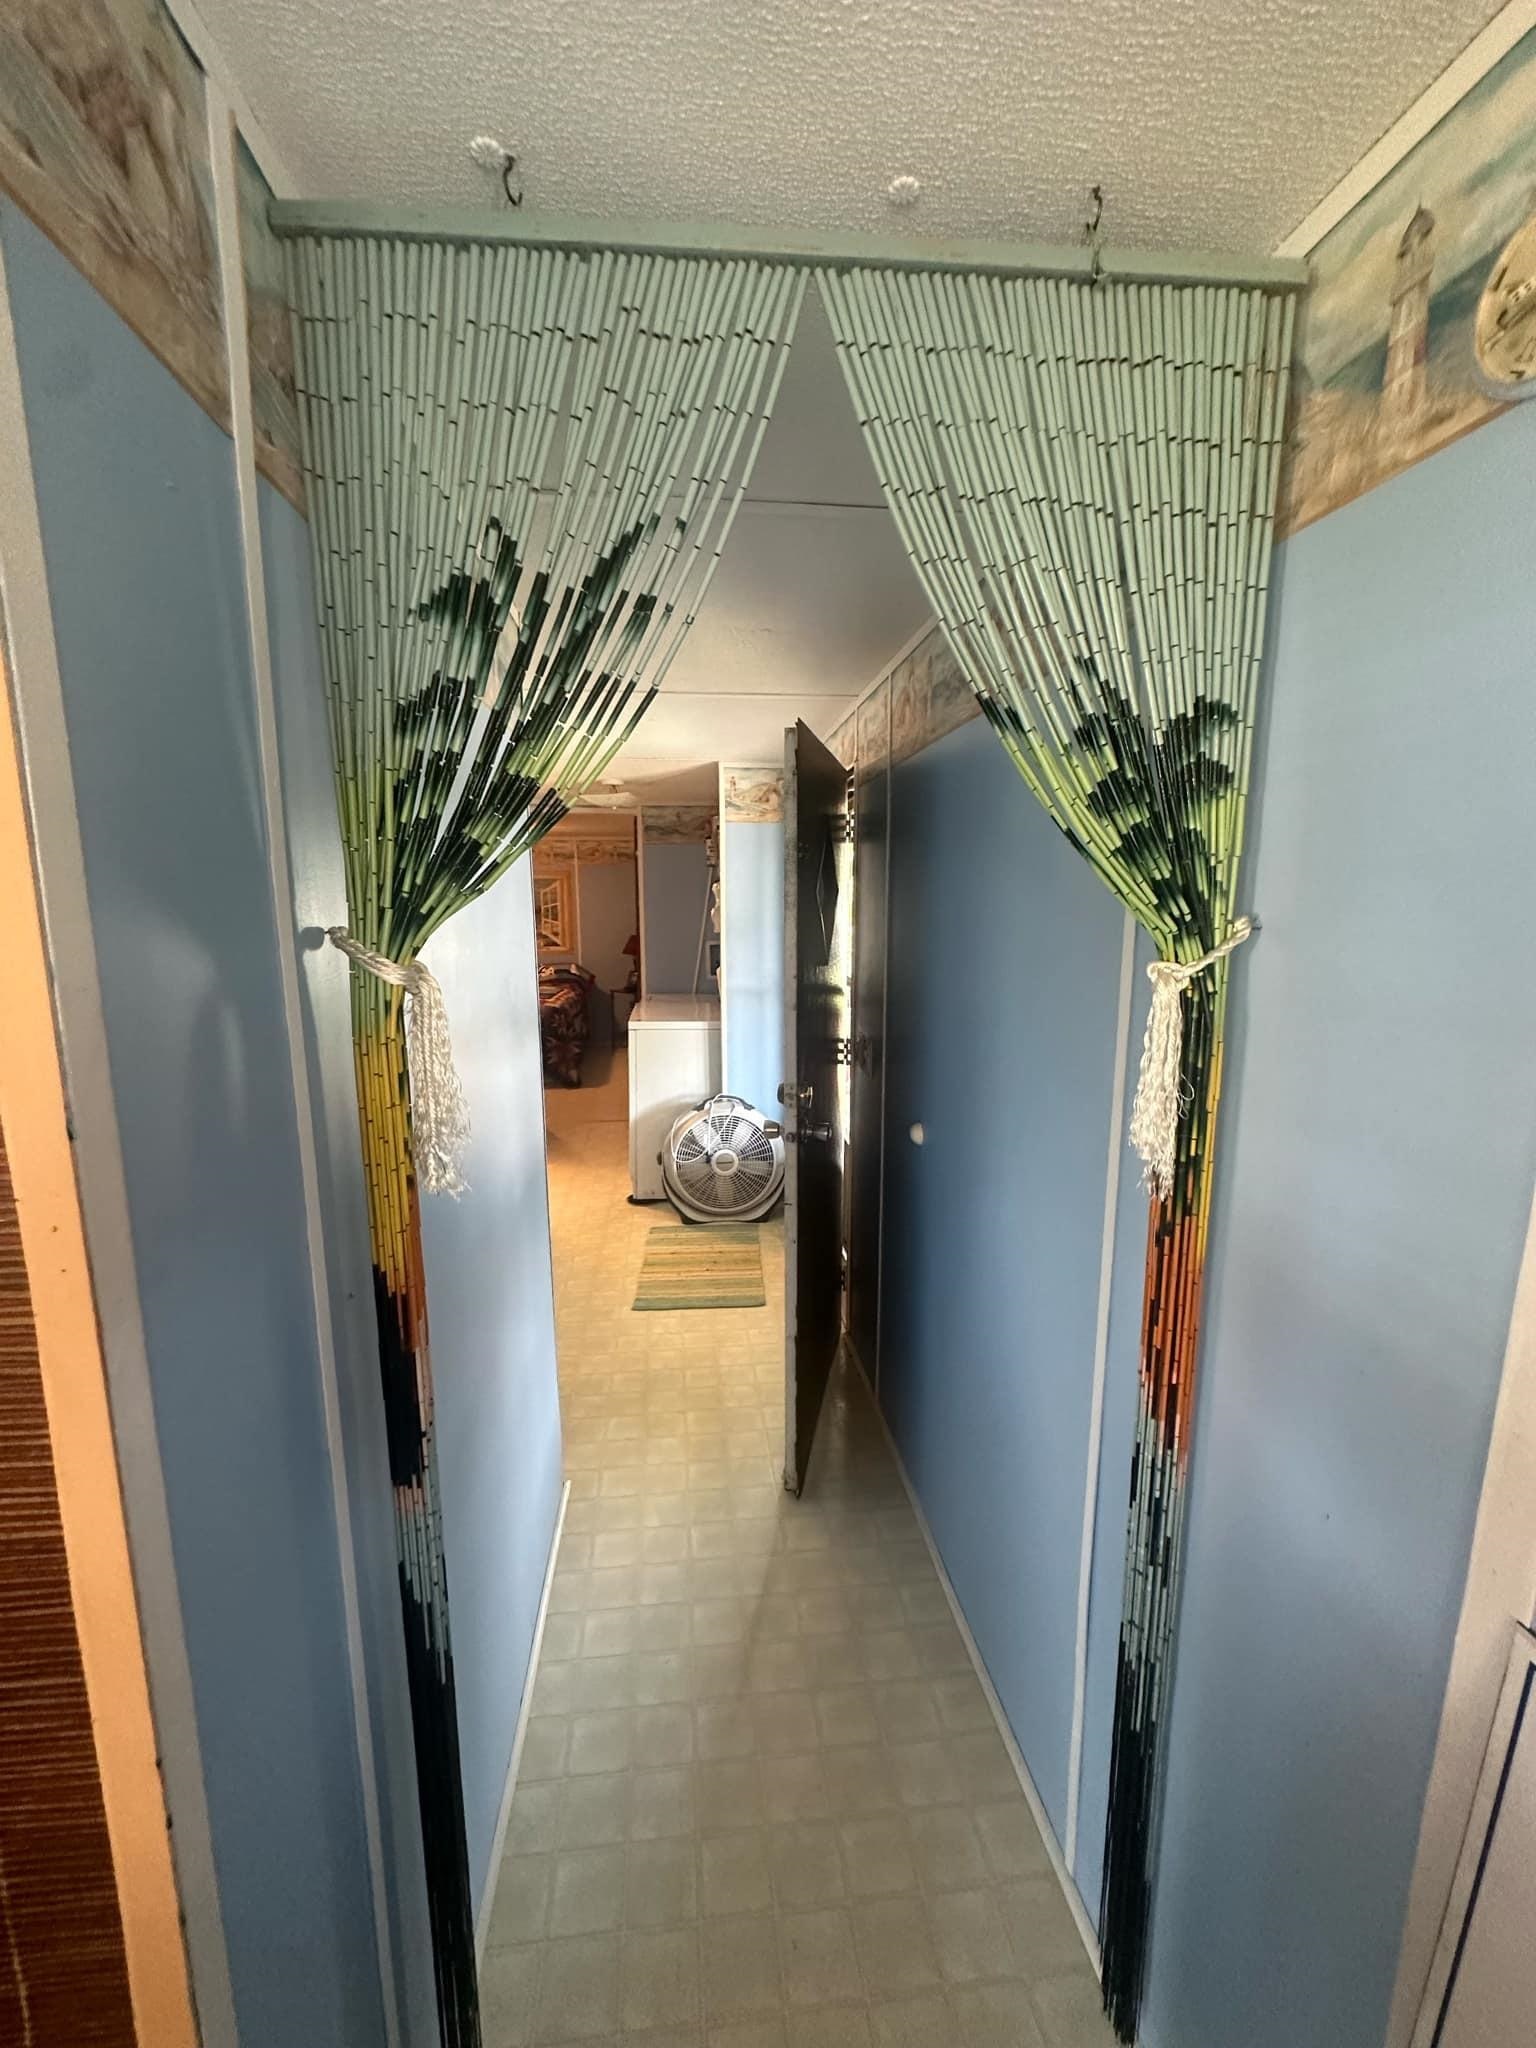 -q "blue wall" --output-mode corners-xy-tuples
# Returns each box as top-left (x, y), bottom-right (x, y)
(1143, 400), (1536, 2048)
(642, 838), (711, 993)
(2, 203), (384, 2046)
(421, 869), (565, 1915)
(261, 484), (437, 2046)
(880, 717), (1130, 1842)
(574, 852), (638, 992)
(720, 816), (785, 1115)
